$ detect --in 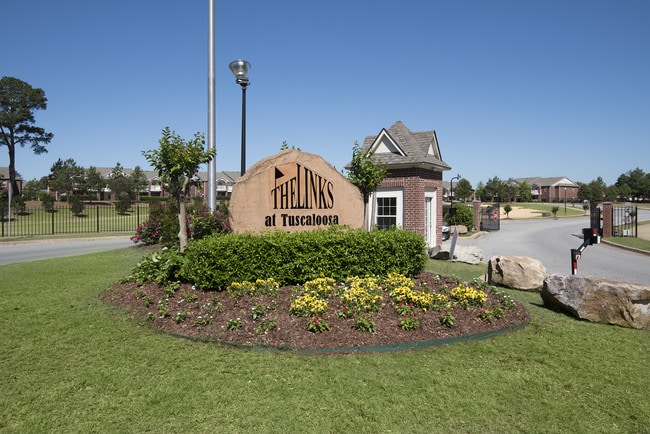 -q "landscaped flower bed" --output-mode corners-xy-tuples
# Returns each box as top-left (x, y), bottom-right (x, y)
(103, 272), (529, 352)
